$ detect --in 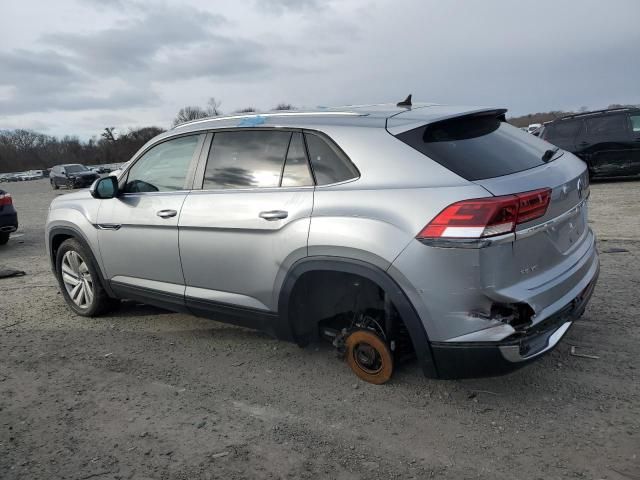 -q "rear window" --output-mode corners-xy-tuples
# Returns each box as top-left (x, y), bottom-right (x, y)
(395, 114), (553, 181)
